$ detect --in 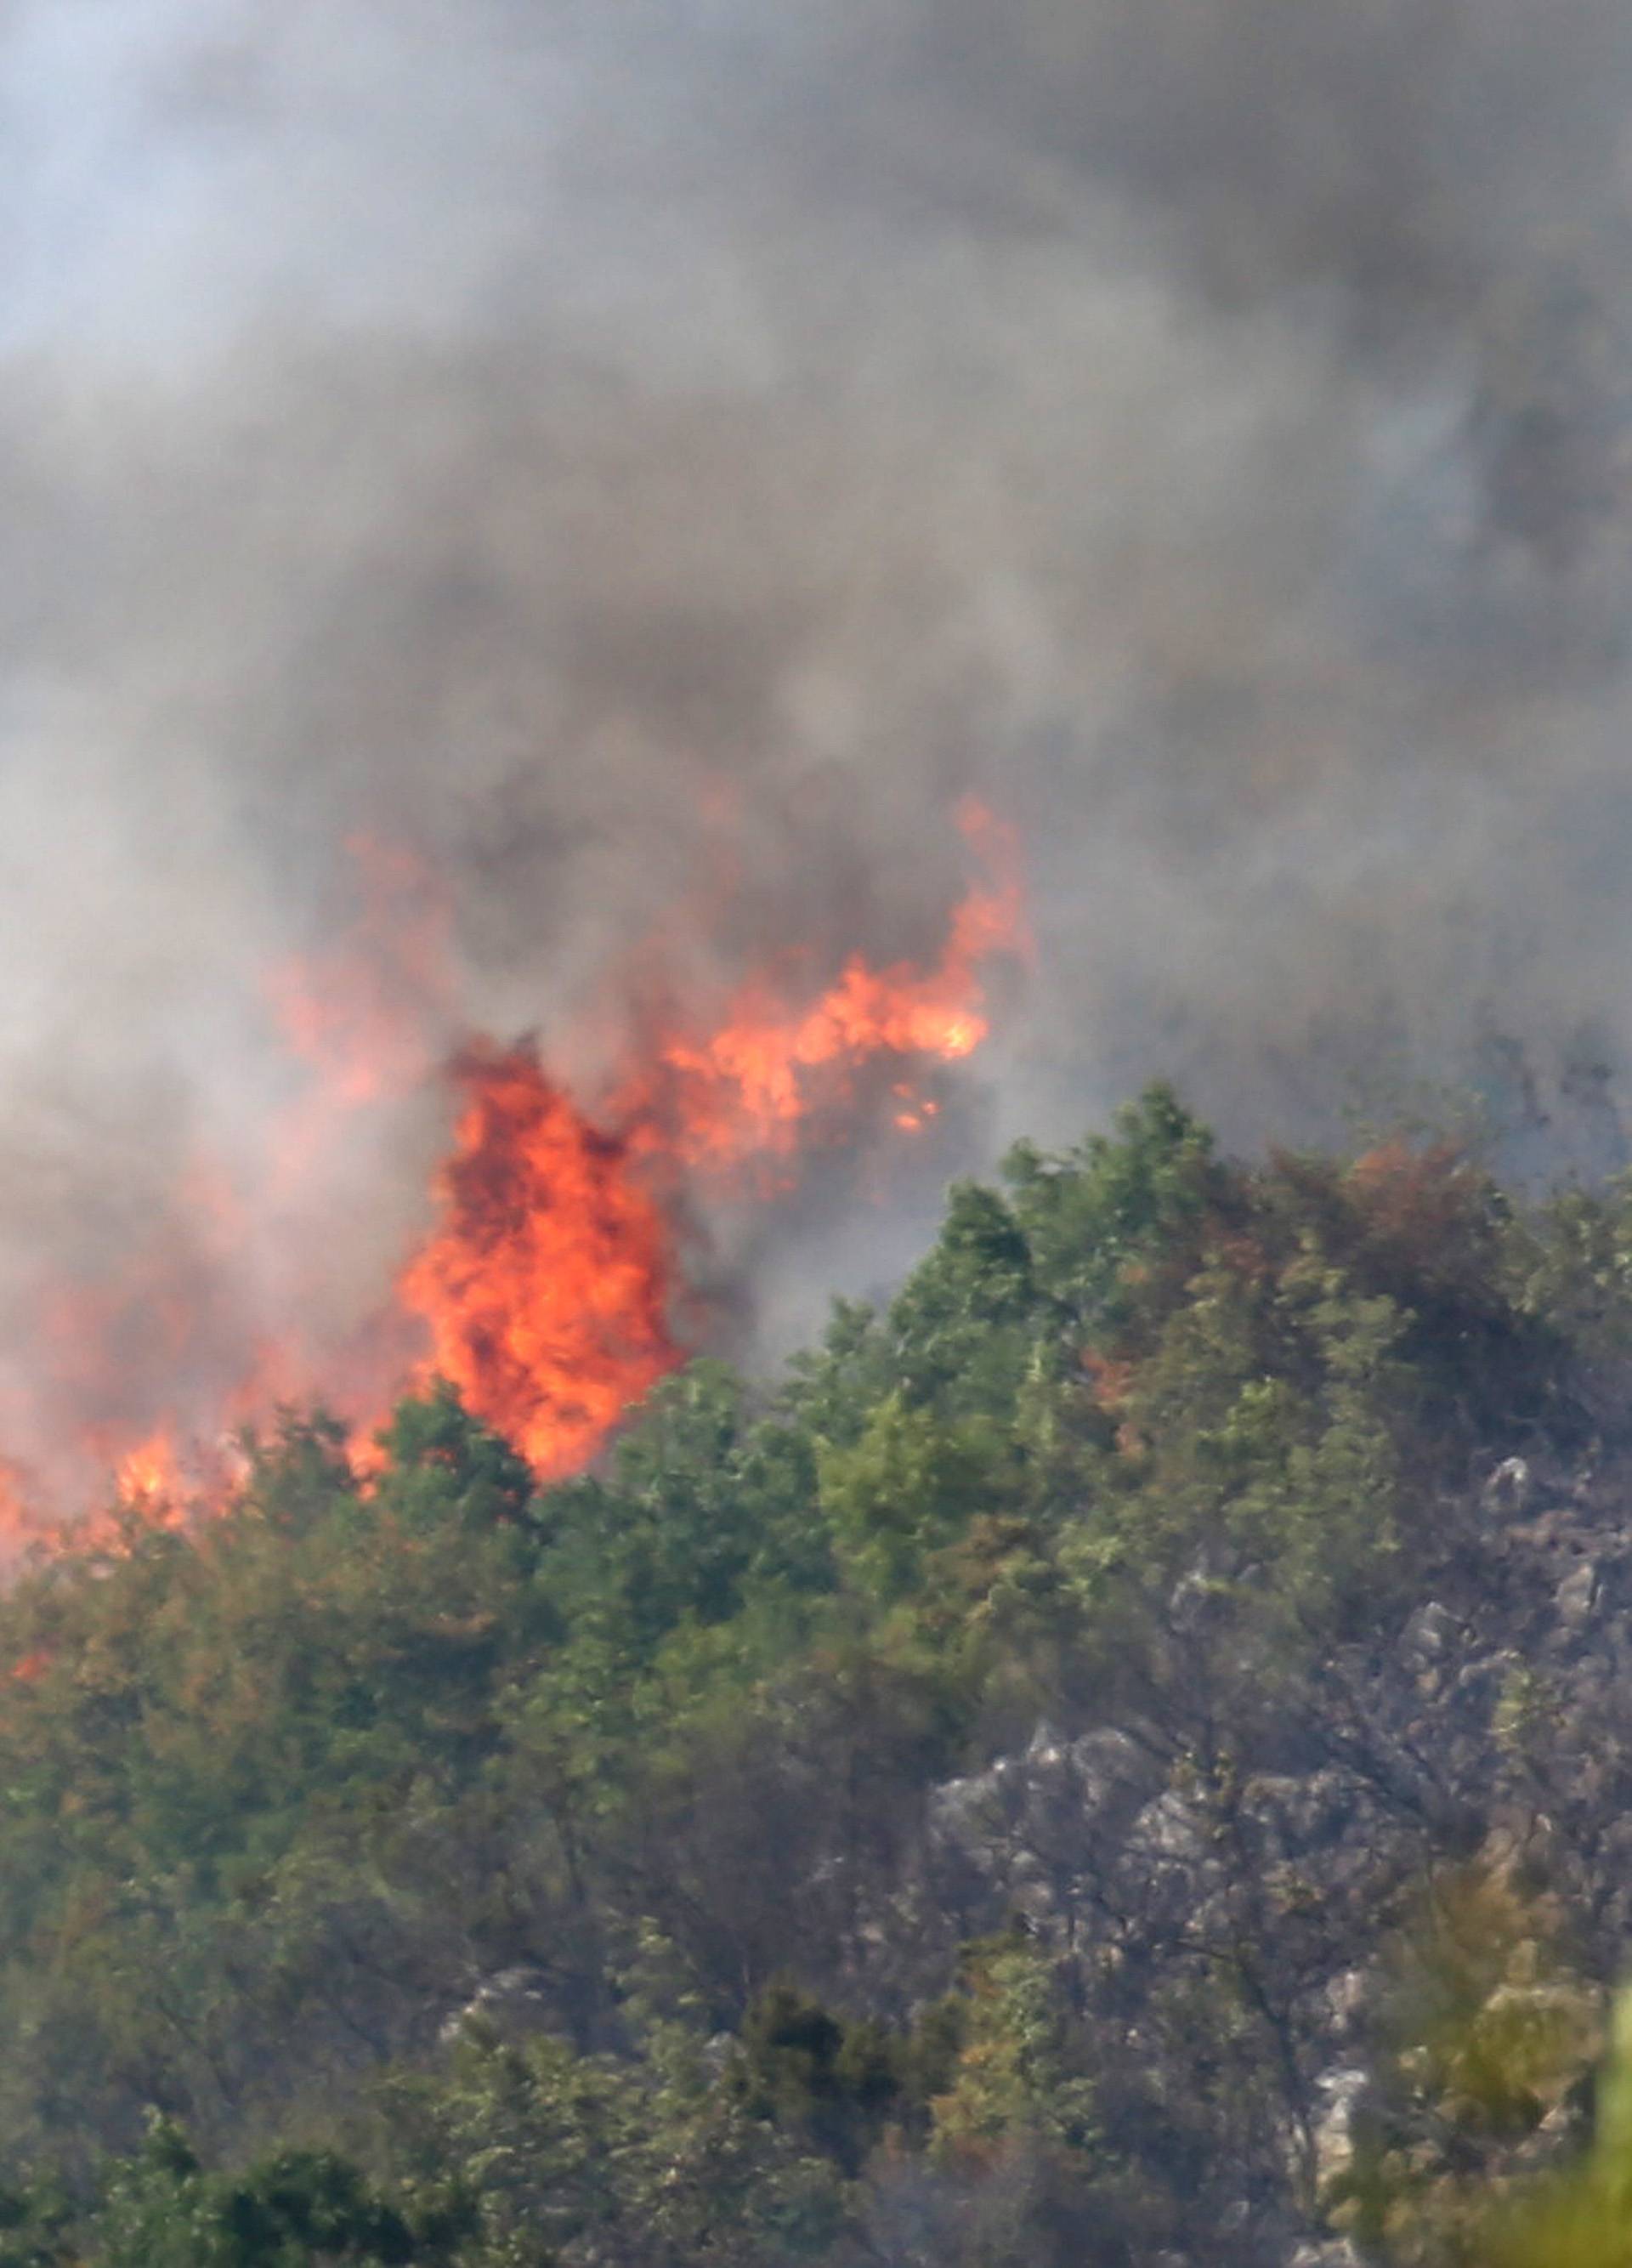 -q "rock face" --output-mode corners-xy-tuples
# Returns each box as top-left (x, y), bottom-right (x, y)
(916, 1449), (1632, 2265)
